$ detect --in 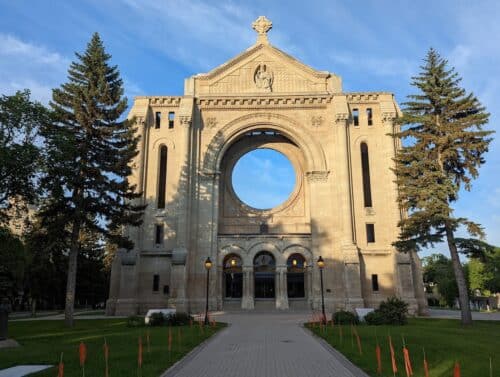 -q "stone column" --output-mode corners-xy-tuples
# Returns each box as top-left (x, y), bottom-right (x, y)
(275, 266), (289, 310)
(241, 266), (254, 309)
(334, 99), (364, 310)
